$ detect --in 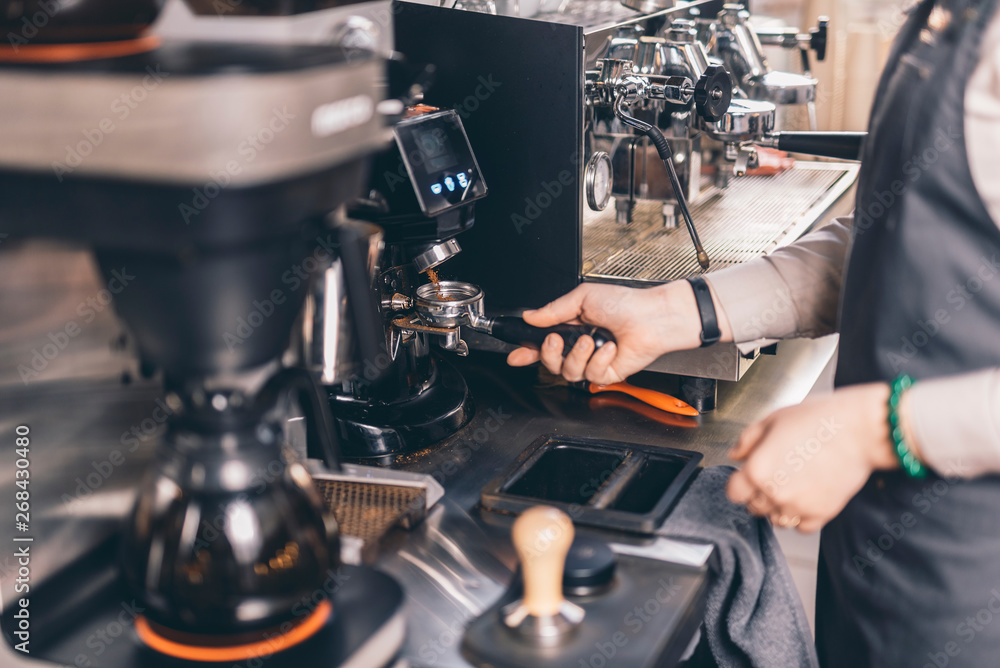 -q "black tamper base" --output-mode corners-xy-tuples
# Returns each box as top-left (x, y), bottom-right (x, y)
(564, 536), (617, 596)
(462, 553), (708, 668)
